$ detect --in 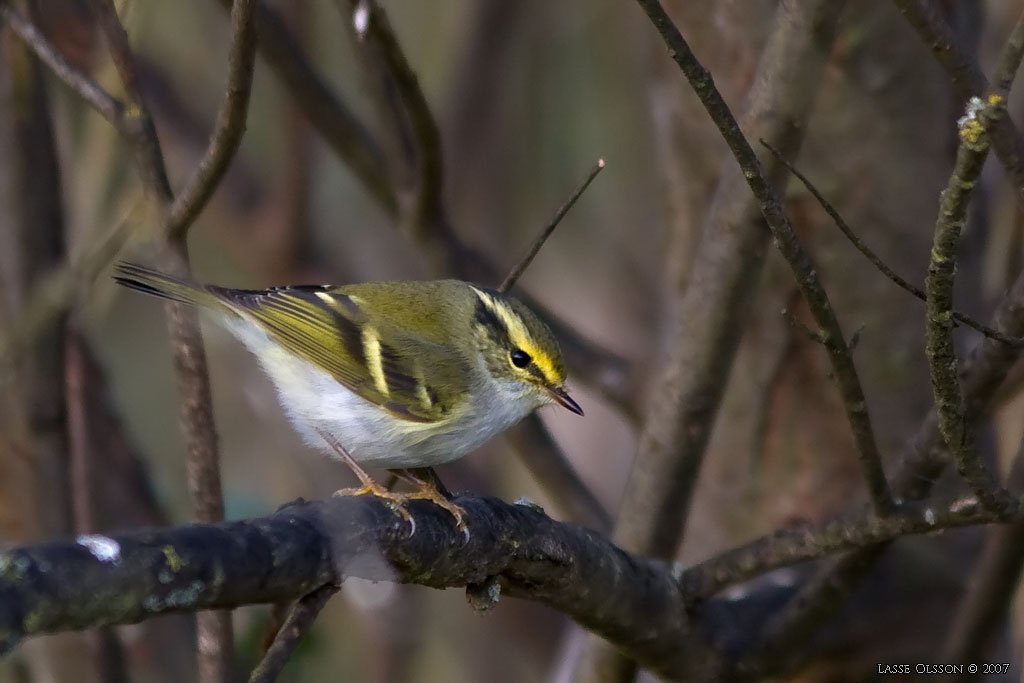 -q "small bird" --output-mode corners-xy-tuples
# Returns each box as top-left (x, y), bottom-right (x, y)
(113, 262), (583, 533)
